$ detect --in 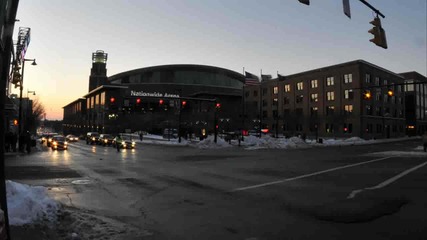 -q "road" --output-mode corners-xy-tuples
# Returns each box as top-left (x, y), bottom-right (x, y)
(5, 138), (427, 240)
